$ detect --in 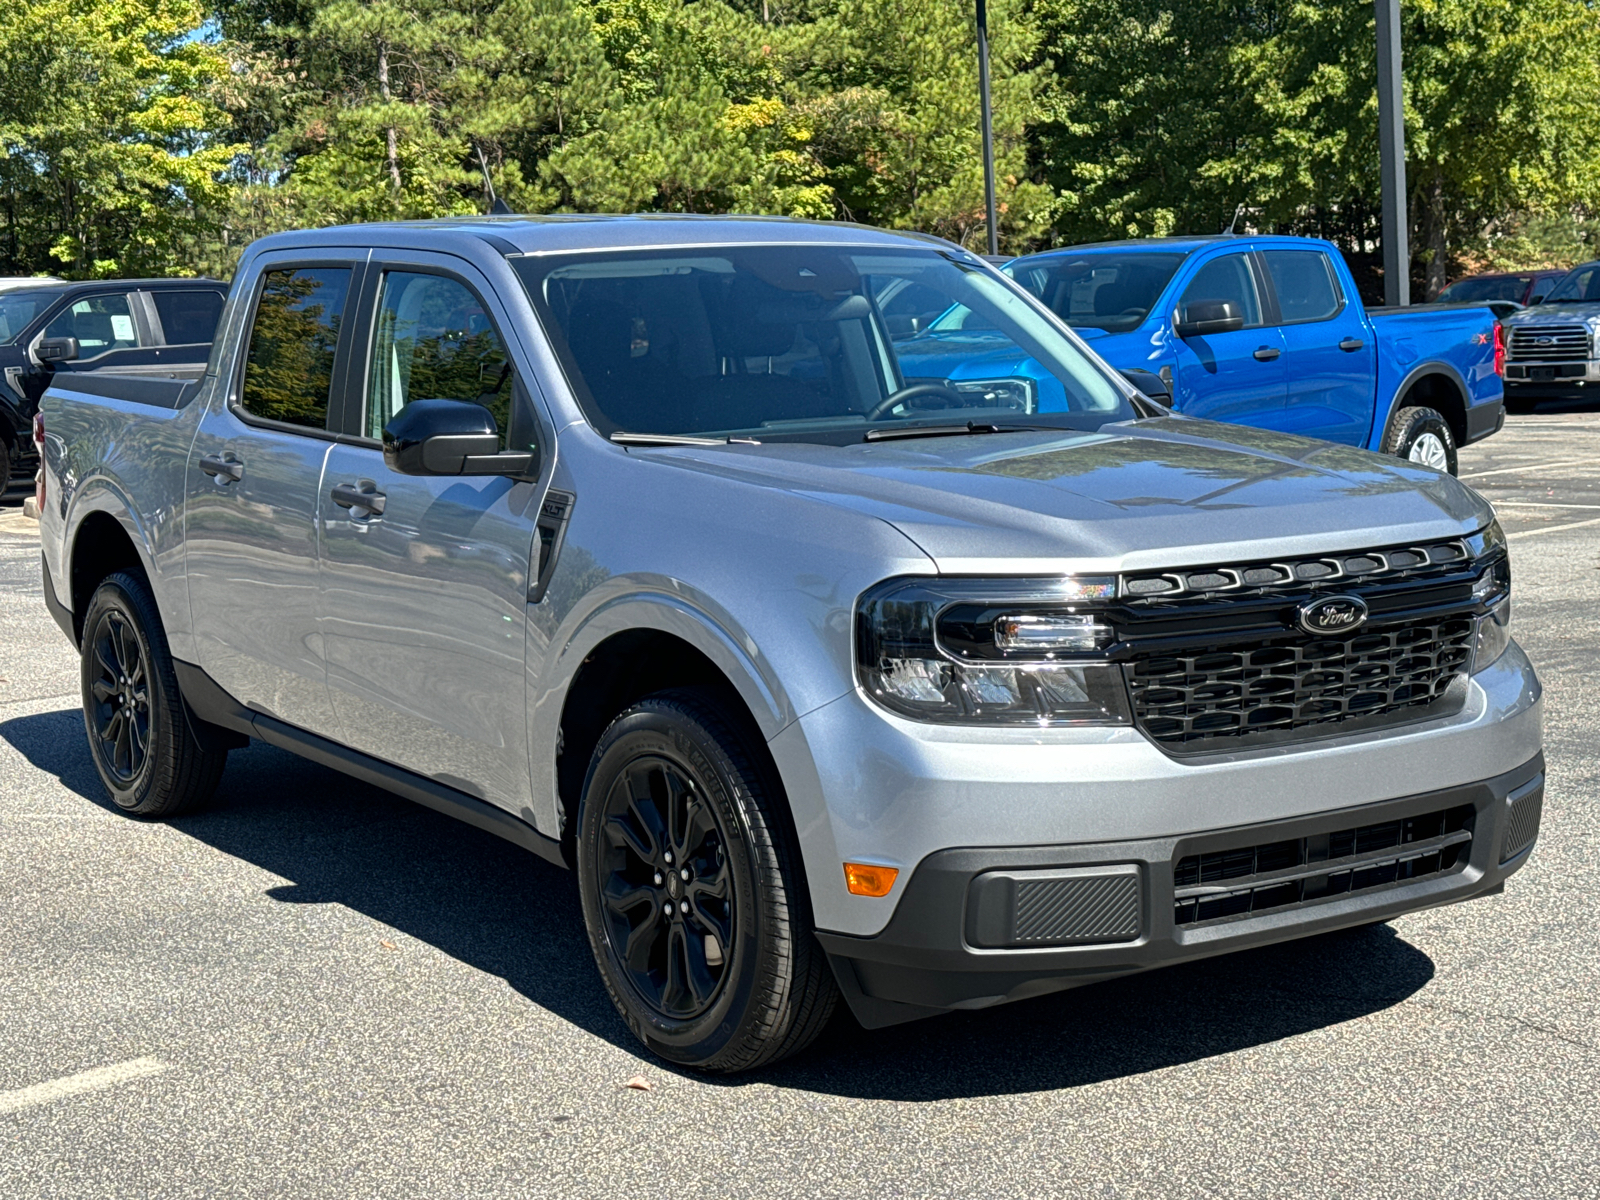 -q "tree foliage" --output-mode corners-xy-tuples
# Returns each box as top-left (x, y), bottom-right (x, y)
(4, 0), (1600, 288)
